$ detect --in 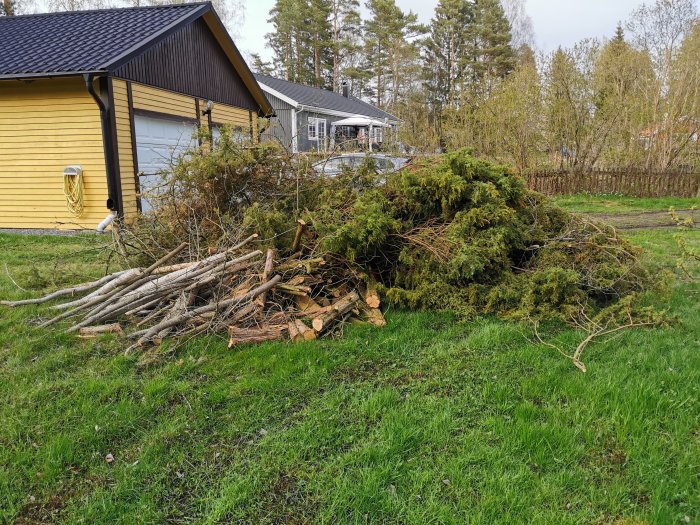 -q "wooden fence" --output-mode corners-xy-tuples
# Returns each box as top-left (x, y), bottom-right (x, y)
(526, 169), (699, 198)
